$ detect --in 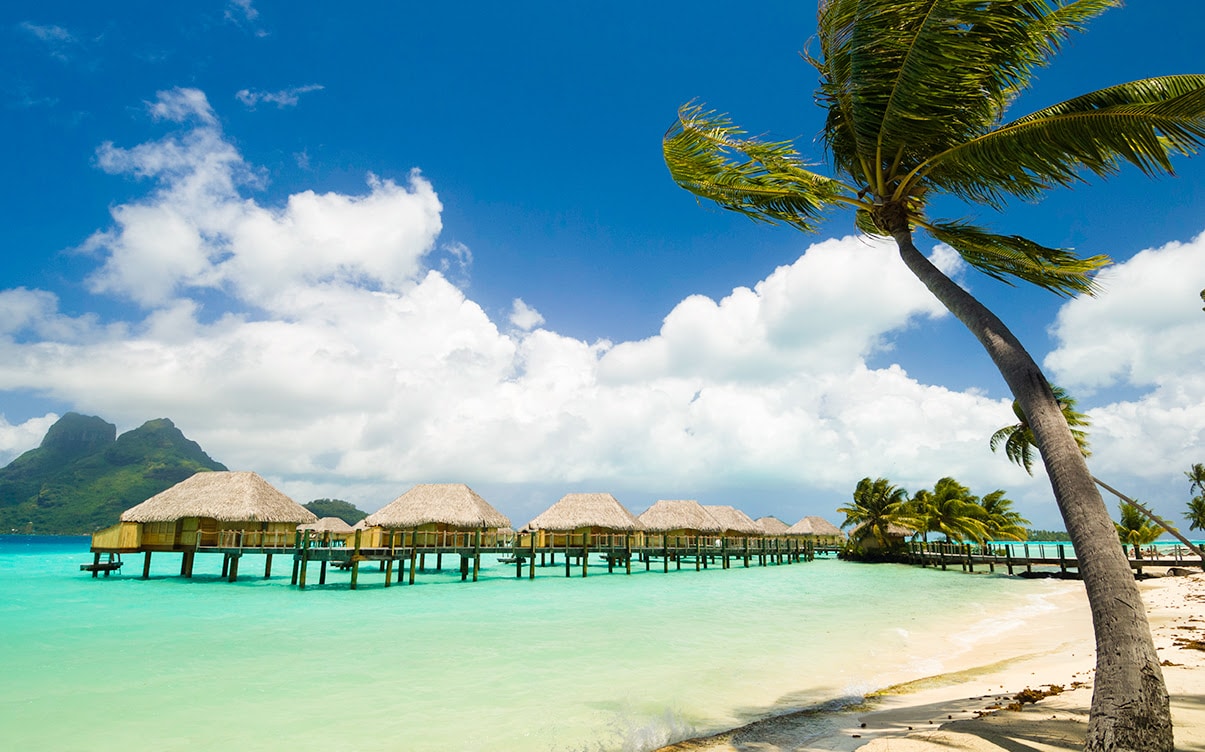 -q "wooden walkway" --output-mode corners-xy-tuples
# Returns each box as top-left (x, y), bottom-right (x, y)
(905, 541), (1205, 577)
(87, 529), (826, 588)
